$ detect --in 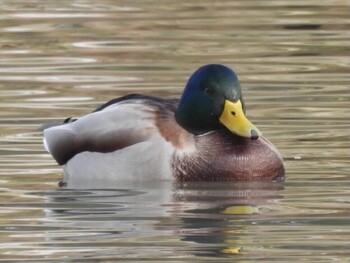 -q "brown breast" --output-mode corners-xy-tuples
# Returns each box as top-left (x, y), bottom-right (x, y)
(172, 129), (285, 181)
